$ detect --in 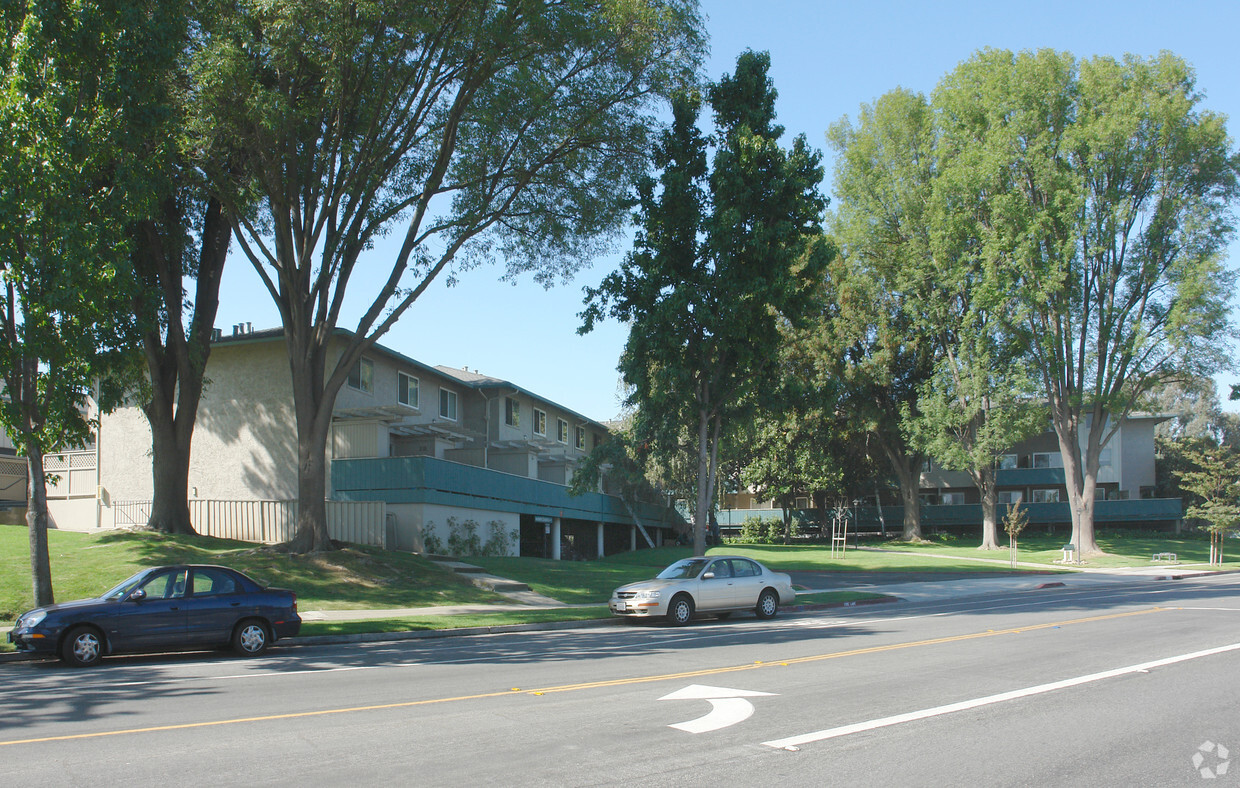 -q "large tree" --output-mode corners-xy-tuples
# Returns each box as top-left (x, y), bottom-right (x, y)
(130, 0), (243, 536)
(936, 49), (1239, 556)
(581, 51), (833, 554)
(192, 0), (704, 552)
(0, 0), (156, 604)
